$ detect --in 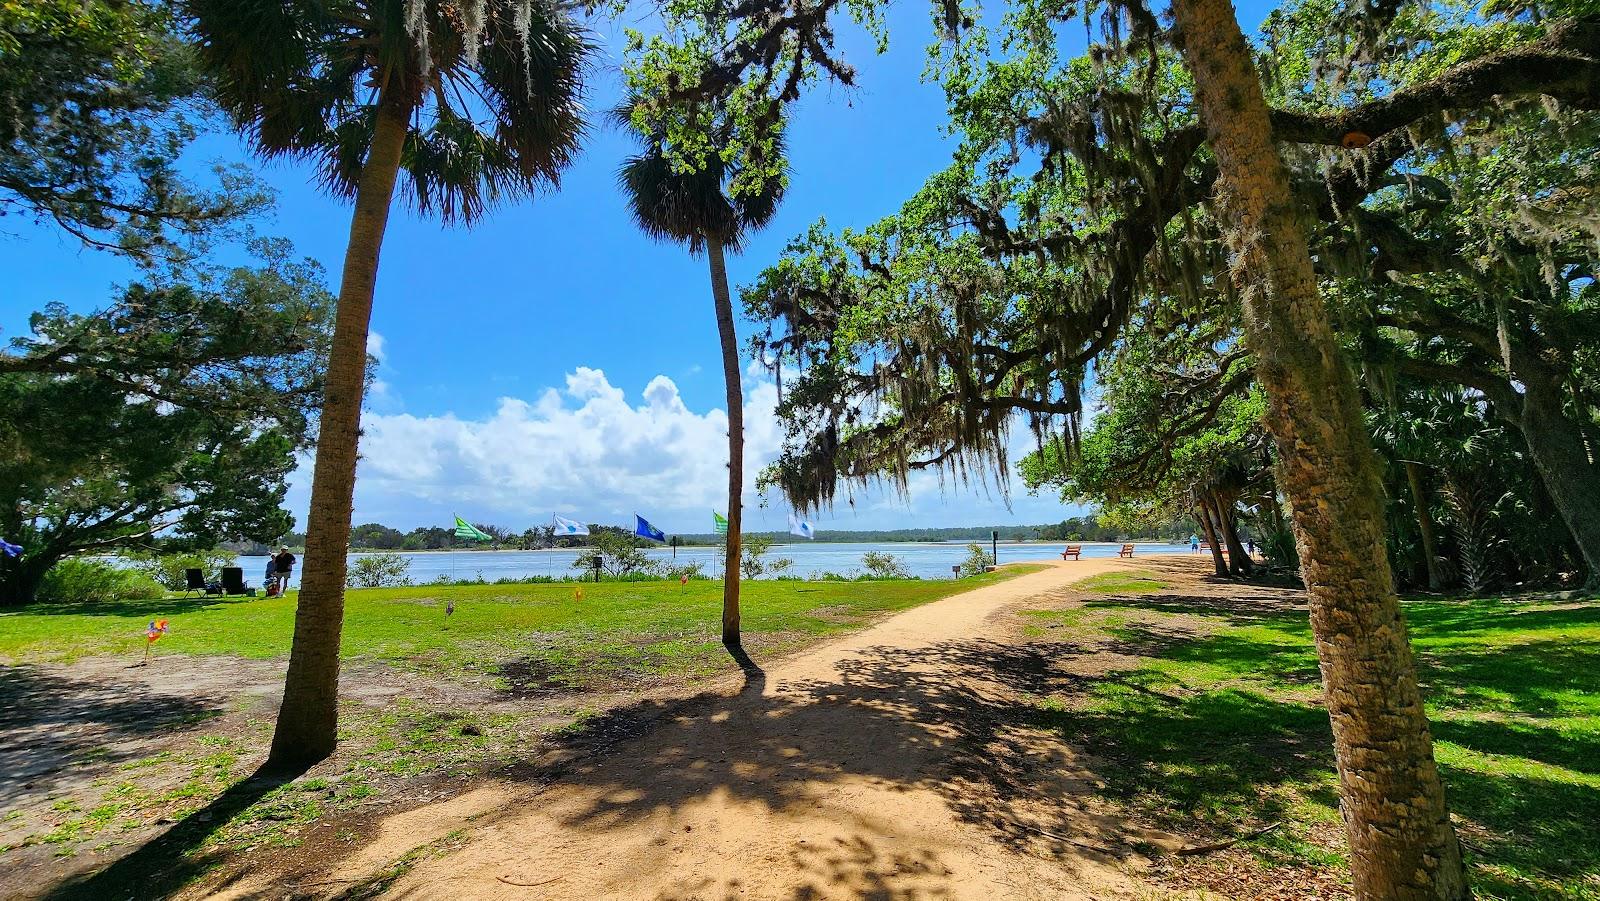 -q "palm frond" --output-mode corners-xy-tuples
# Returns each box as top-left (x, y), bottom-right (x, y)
(185, 0), (593, 223)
